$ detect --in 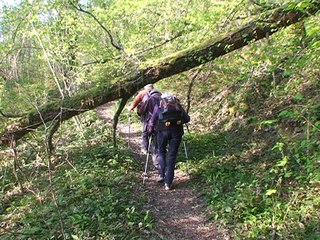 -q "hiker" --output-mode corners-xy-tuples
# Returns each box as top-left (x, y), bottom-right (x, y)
(128, 84), (154, 154)
(143, 89), (162, 169)
(148, 92), (190, 190)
